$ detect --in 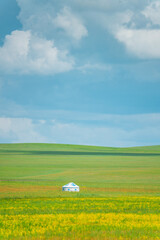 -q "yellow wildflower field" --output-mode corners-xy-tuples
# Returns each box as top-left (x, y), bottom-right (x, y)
(1, 212), (160, 240)
(0, 197), (160, 240)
